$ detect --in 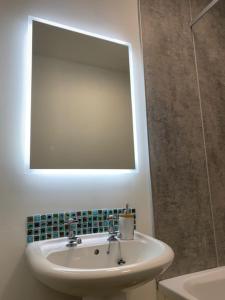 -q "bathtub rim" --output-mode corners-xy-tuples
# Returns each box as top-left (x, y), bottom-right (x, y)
(158, 266), (225, 300)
